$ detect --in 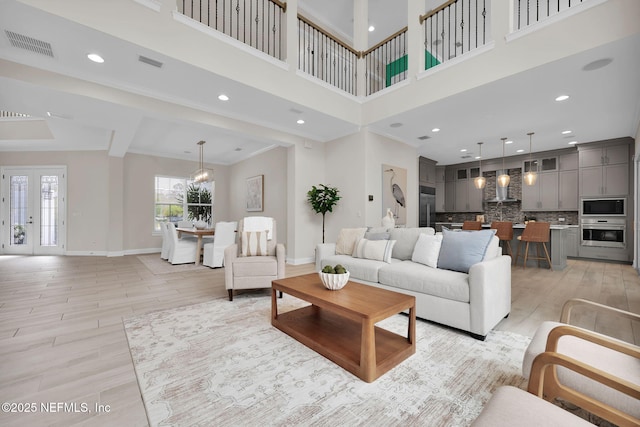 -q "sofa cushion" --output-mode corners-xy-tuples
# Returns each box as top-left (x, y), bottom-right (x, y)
(364, 231), (390, 240)
(232, 255), (278, 276)
(378, 261), (470, 303)
(352, 238), (396, 263)
(335, 228), (367, 255)
(389, 227), (436, 260)
(321, 255), (399, 283)
(438, 228), (497, 273)
(411, 233), (443, 268)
